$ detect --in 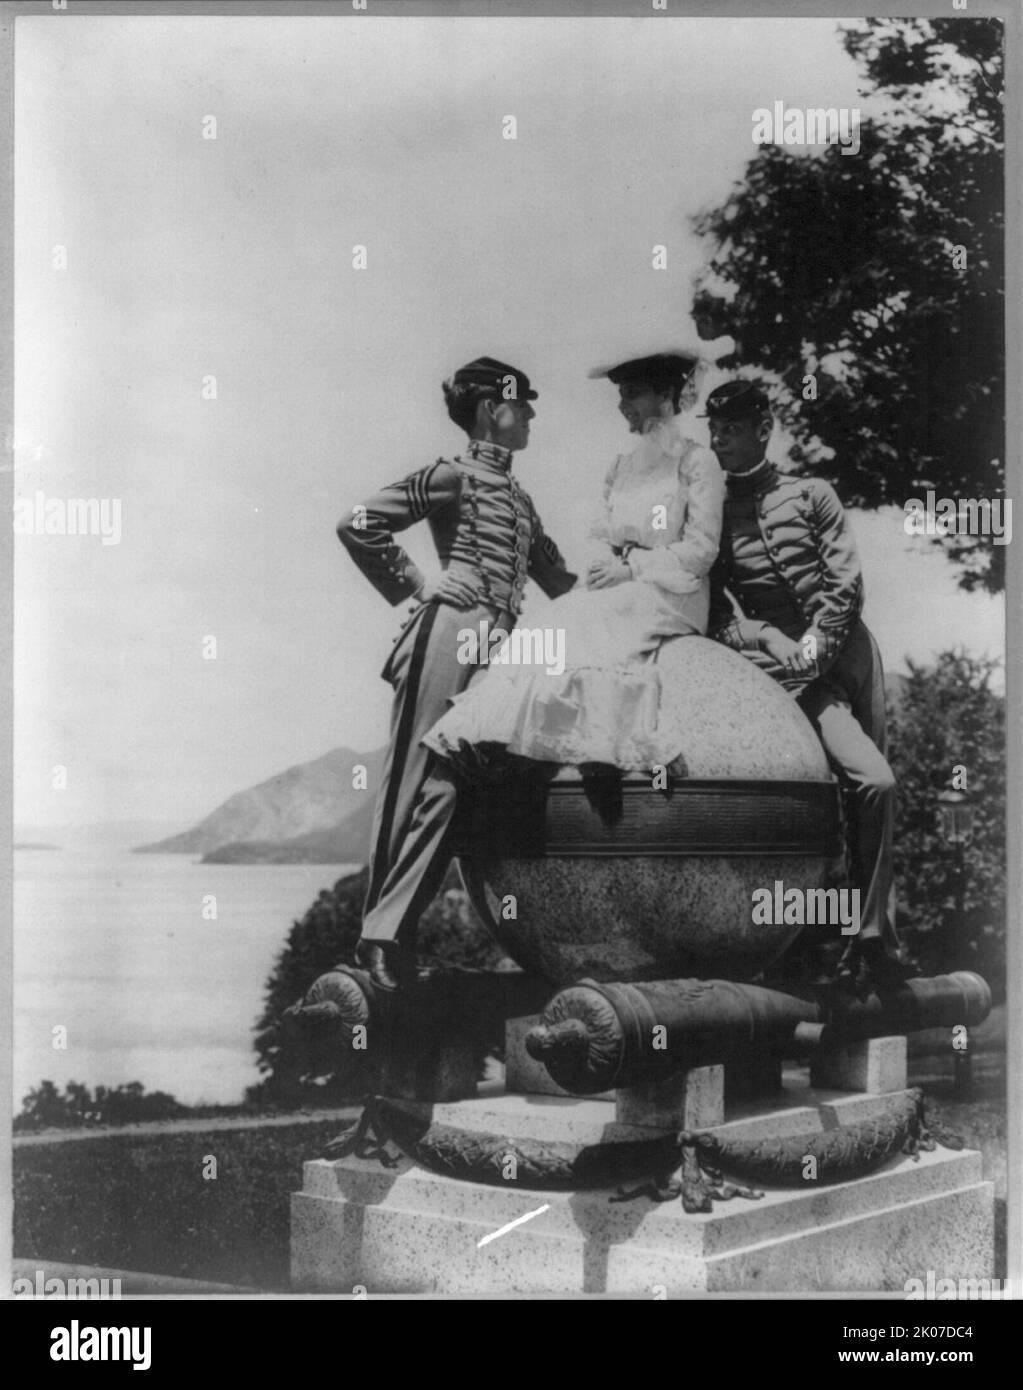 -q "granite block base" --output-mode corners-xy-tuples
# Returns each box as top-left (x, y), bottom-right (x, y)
(810, 1034), (907, 1094)
(616, 1064), (724, 1130)
(290, 1084), (993, 1295)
